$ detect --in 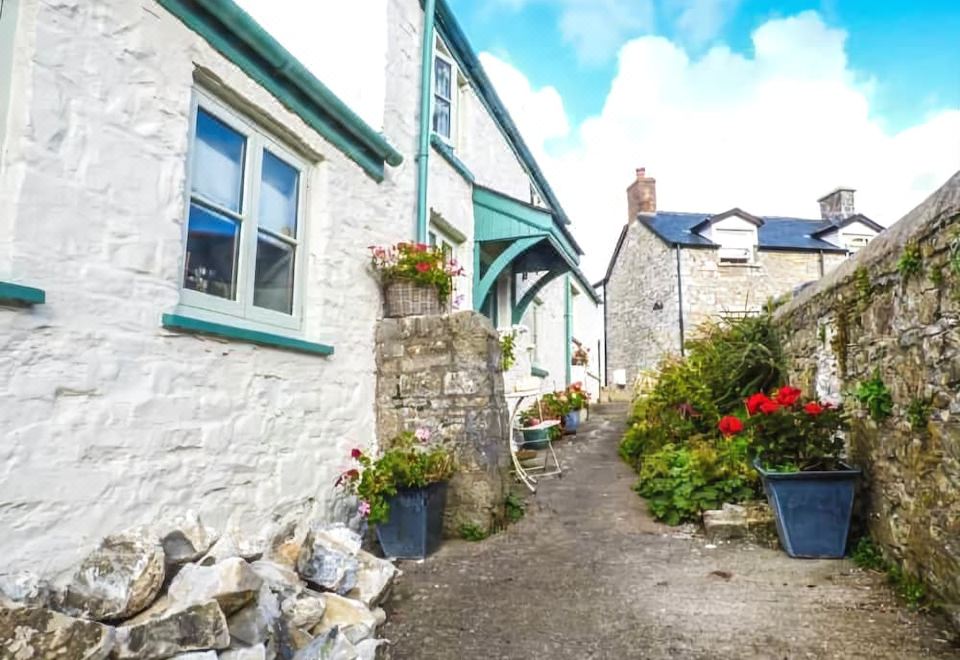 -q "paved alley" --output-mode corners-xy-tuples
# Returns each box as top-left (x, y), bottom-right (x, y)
(382, 403), (959, 660)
